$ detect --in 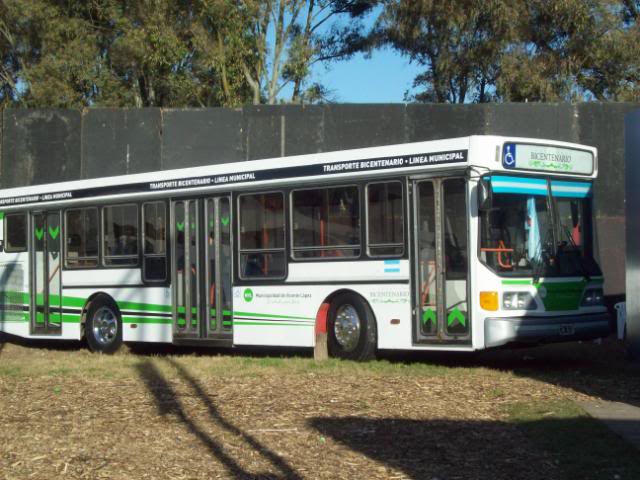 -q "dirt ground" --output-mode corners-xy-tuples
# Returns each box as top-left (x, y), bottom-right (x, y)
(0, 336), (639, 480)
